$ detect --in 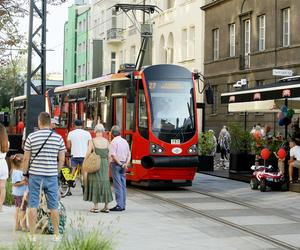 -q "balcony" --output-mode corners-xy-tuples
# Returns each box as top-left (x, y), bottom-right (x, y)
(106, 28), (124, 43)
(155, 8), (176, 27)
